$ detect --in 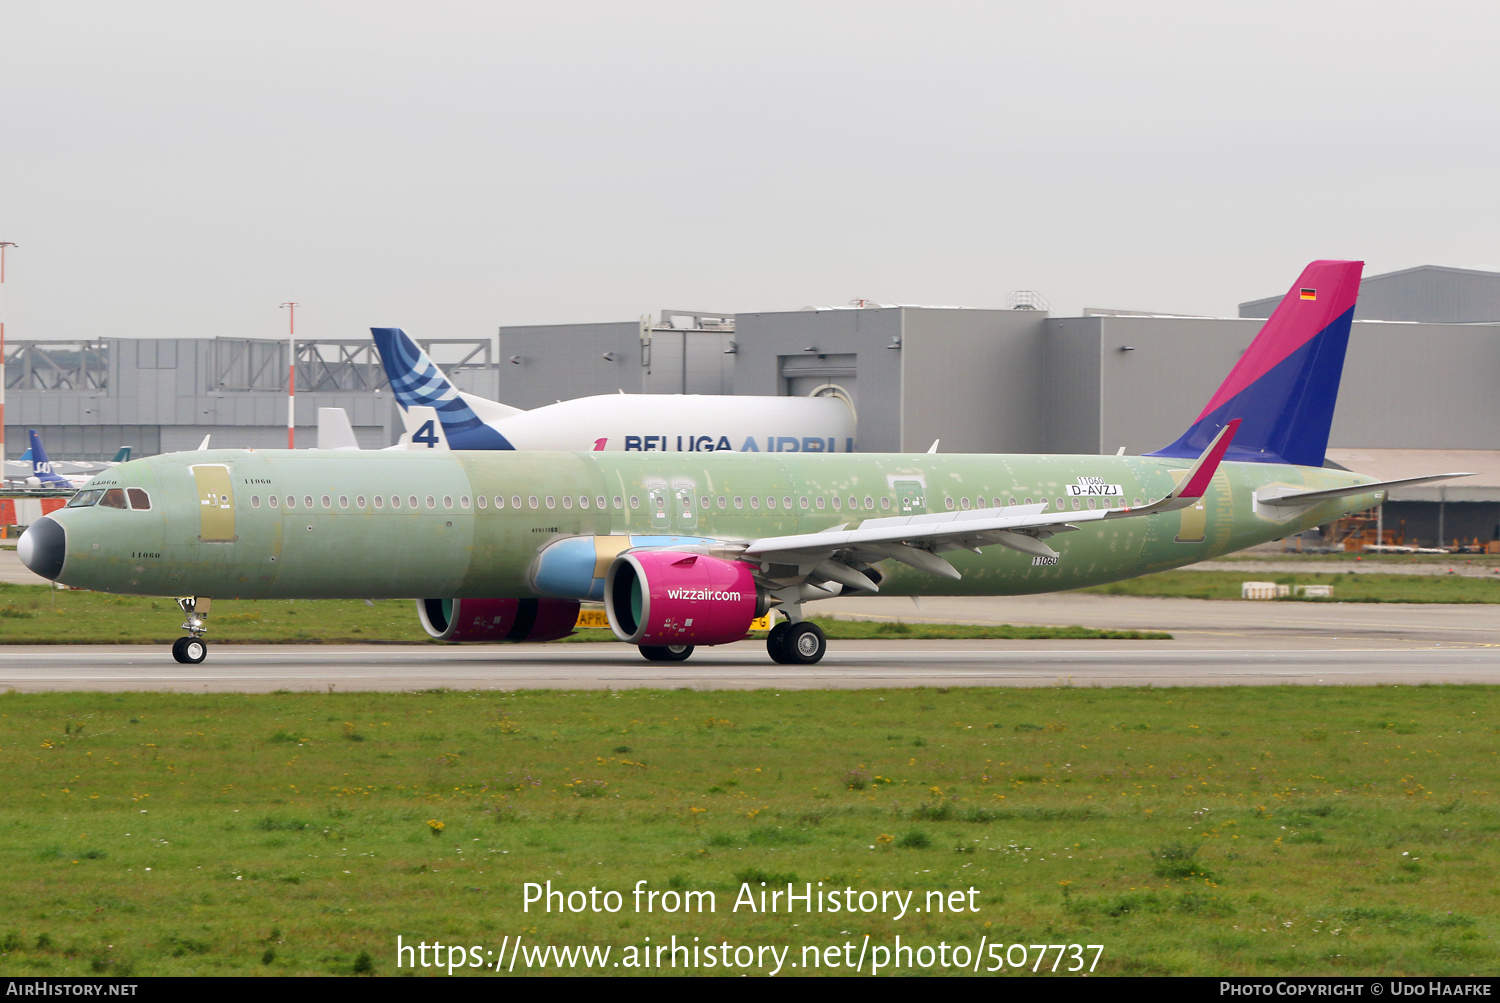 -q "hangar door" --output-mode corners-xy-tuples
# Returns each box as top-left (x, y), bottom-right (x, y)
(779, 353), (857, 407)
